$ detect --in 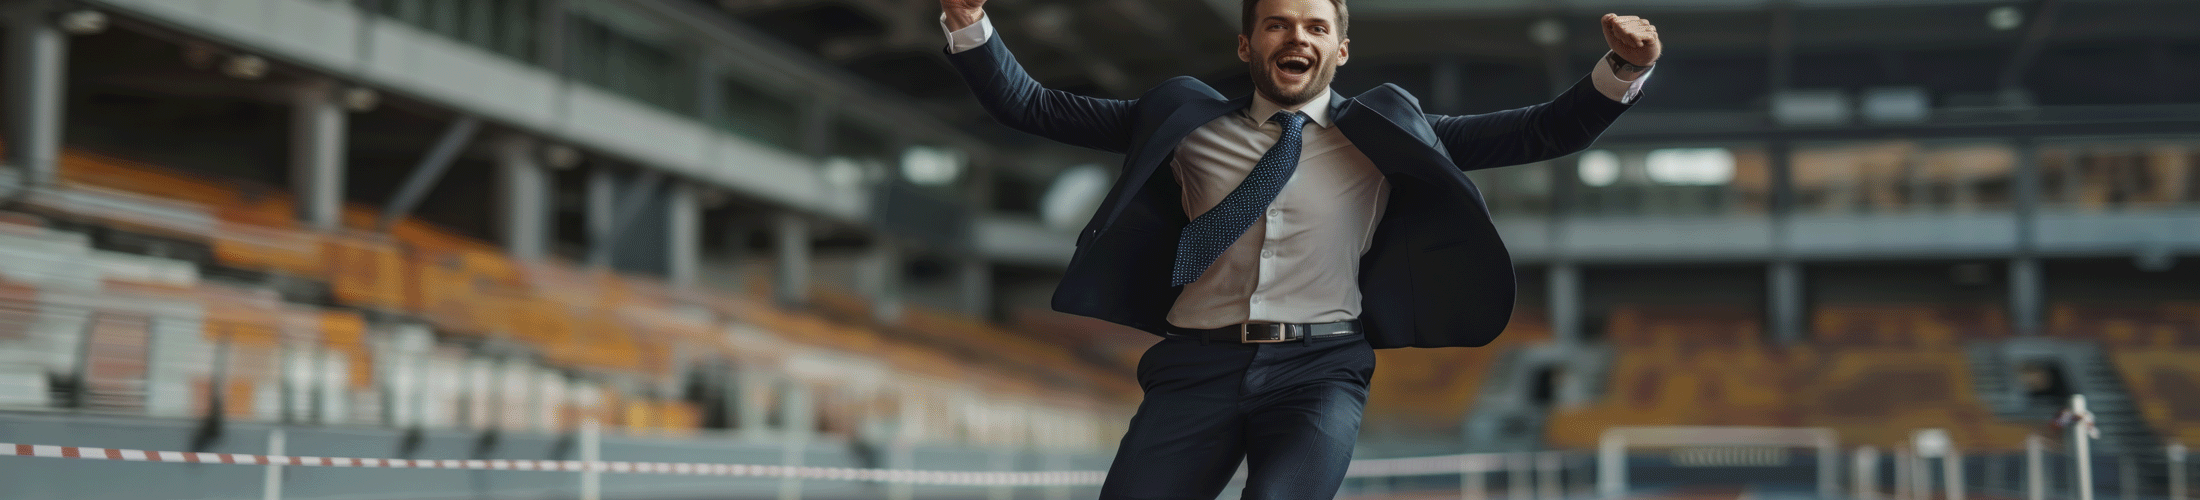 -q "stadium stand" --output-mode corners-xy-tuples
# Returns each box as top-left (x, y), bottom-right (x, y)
(1364, 308), (1551, 432)
(1546, 303), (2037, 450)
(0, 145), (1130, 449)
